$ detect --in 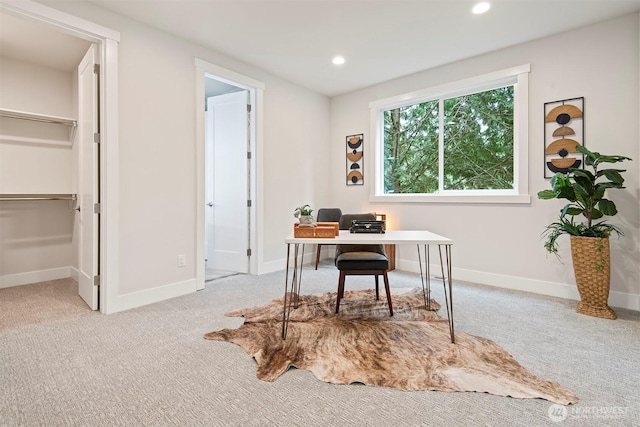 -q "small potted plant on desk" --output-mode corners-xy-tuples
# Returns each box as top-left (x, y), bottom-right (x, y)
(294, 204), (315, 226)
(537, 145), (631, 319)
